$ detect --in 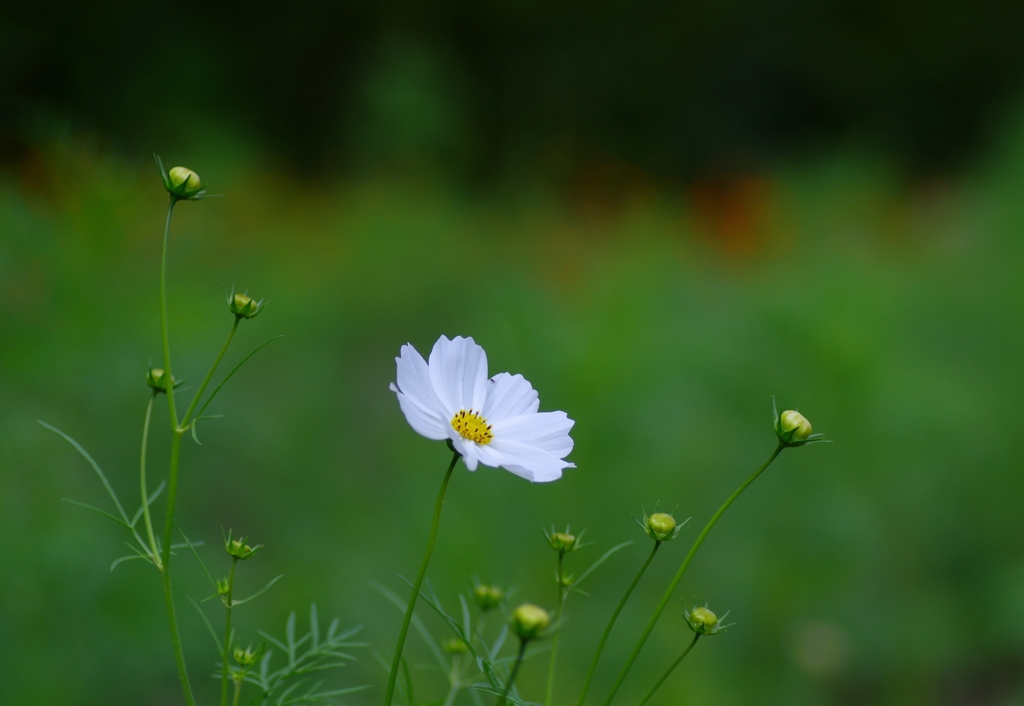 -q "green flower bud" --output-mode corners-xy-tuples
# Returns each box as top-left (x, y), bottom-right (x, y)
(443, 638), (469, 654)
(233, 645), (258, 666)
(543, 525), (584, 553)
(146, 367), (181, 393)
(511, 603), (550, 641)
(224, 531), (263, 560)
(647, 513), (676, 540)
(169, 166), (201, 192)
(216, 578), (231, 596)
(772, 397), (827, 447)
(473, 583), (503, 611)
(155, 155), (207, 201)
(635, 508), (688, 541)
(684, 603), (730, 635)
(780, 410), (812, 441)
(689, 607), (718, 631)
(551, 532), (575, 551)
(228, 289), (264, 319)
